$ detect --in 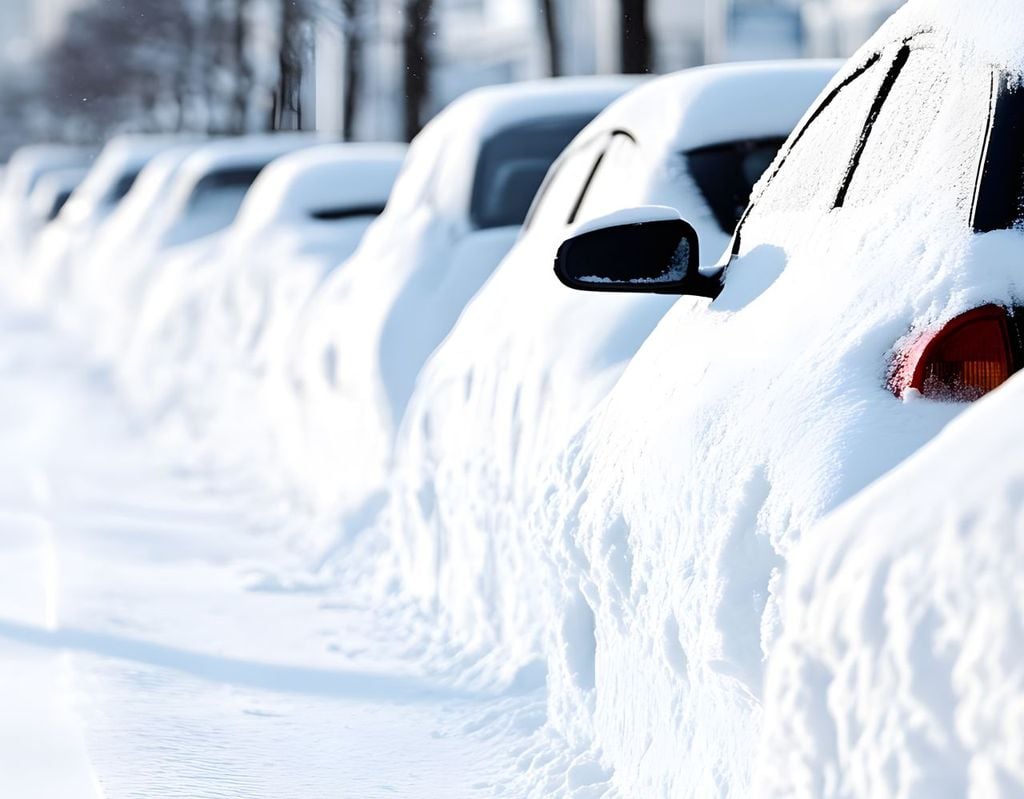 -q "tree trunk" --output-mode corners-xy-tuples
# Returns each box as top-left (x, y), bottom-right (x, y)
(402, 0), (433, 142)
(619, 0), (652, 74)
(232, 0), (256, 133)
(276, 0), (306, 131)
(341, 0), (362, 140)
(539, 0), (562, 77)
